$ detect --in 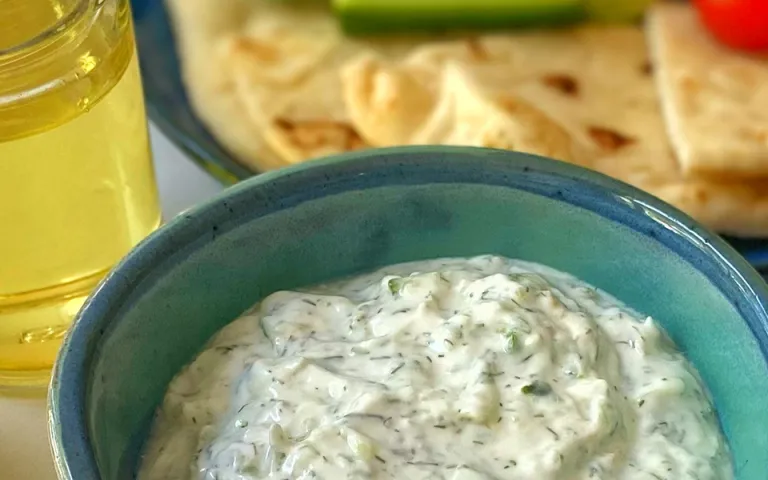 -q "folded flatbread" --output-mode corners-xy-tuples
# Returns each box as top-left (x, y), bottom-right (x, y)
(344, 56), (578, 160)
(647, 2), (768, 178)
